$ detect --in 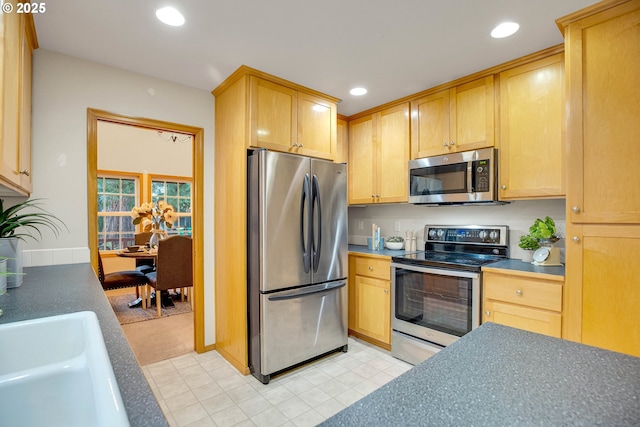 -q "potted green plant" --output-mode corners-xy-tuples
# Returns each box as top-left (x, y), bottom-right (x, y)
(518, 234), (540, 262)
(529, 216), (558, 242)
(0, 198), (66, 288)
